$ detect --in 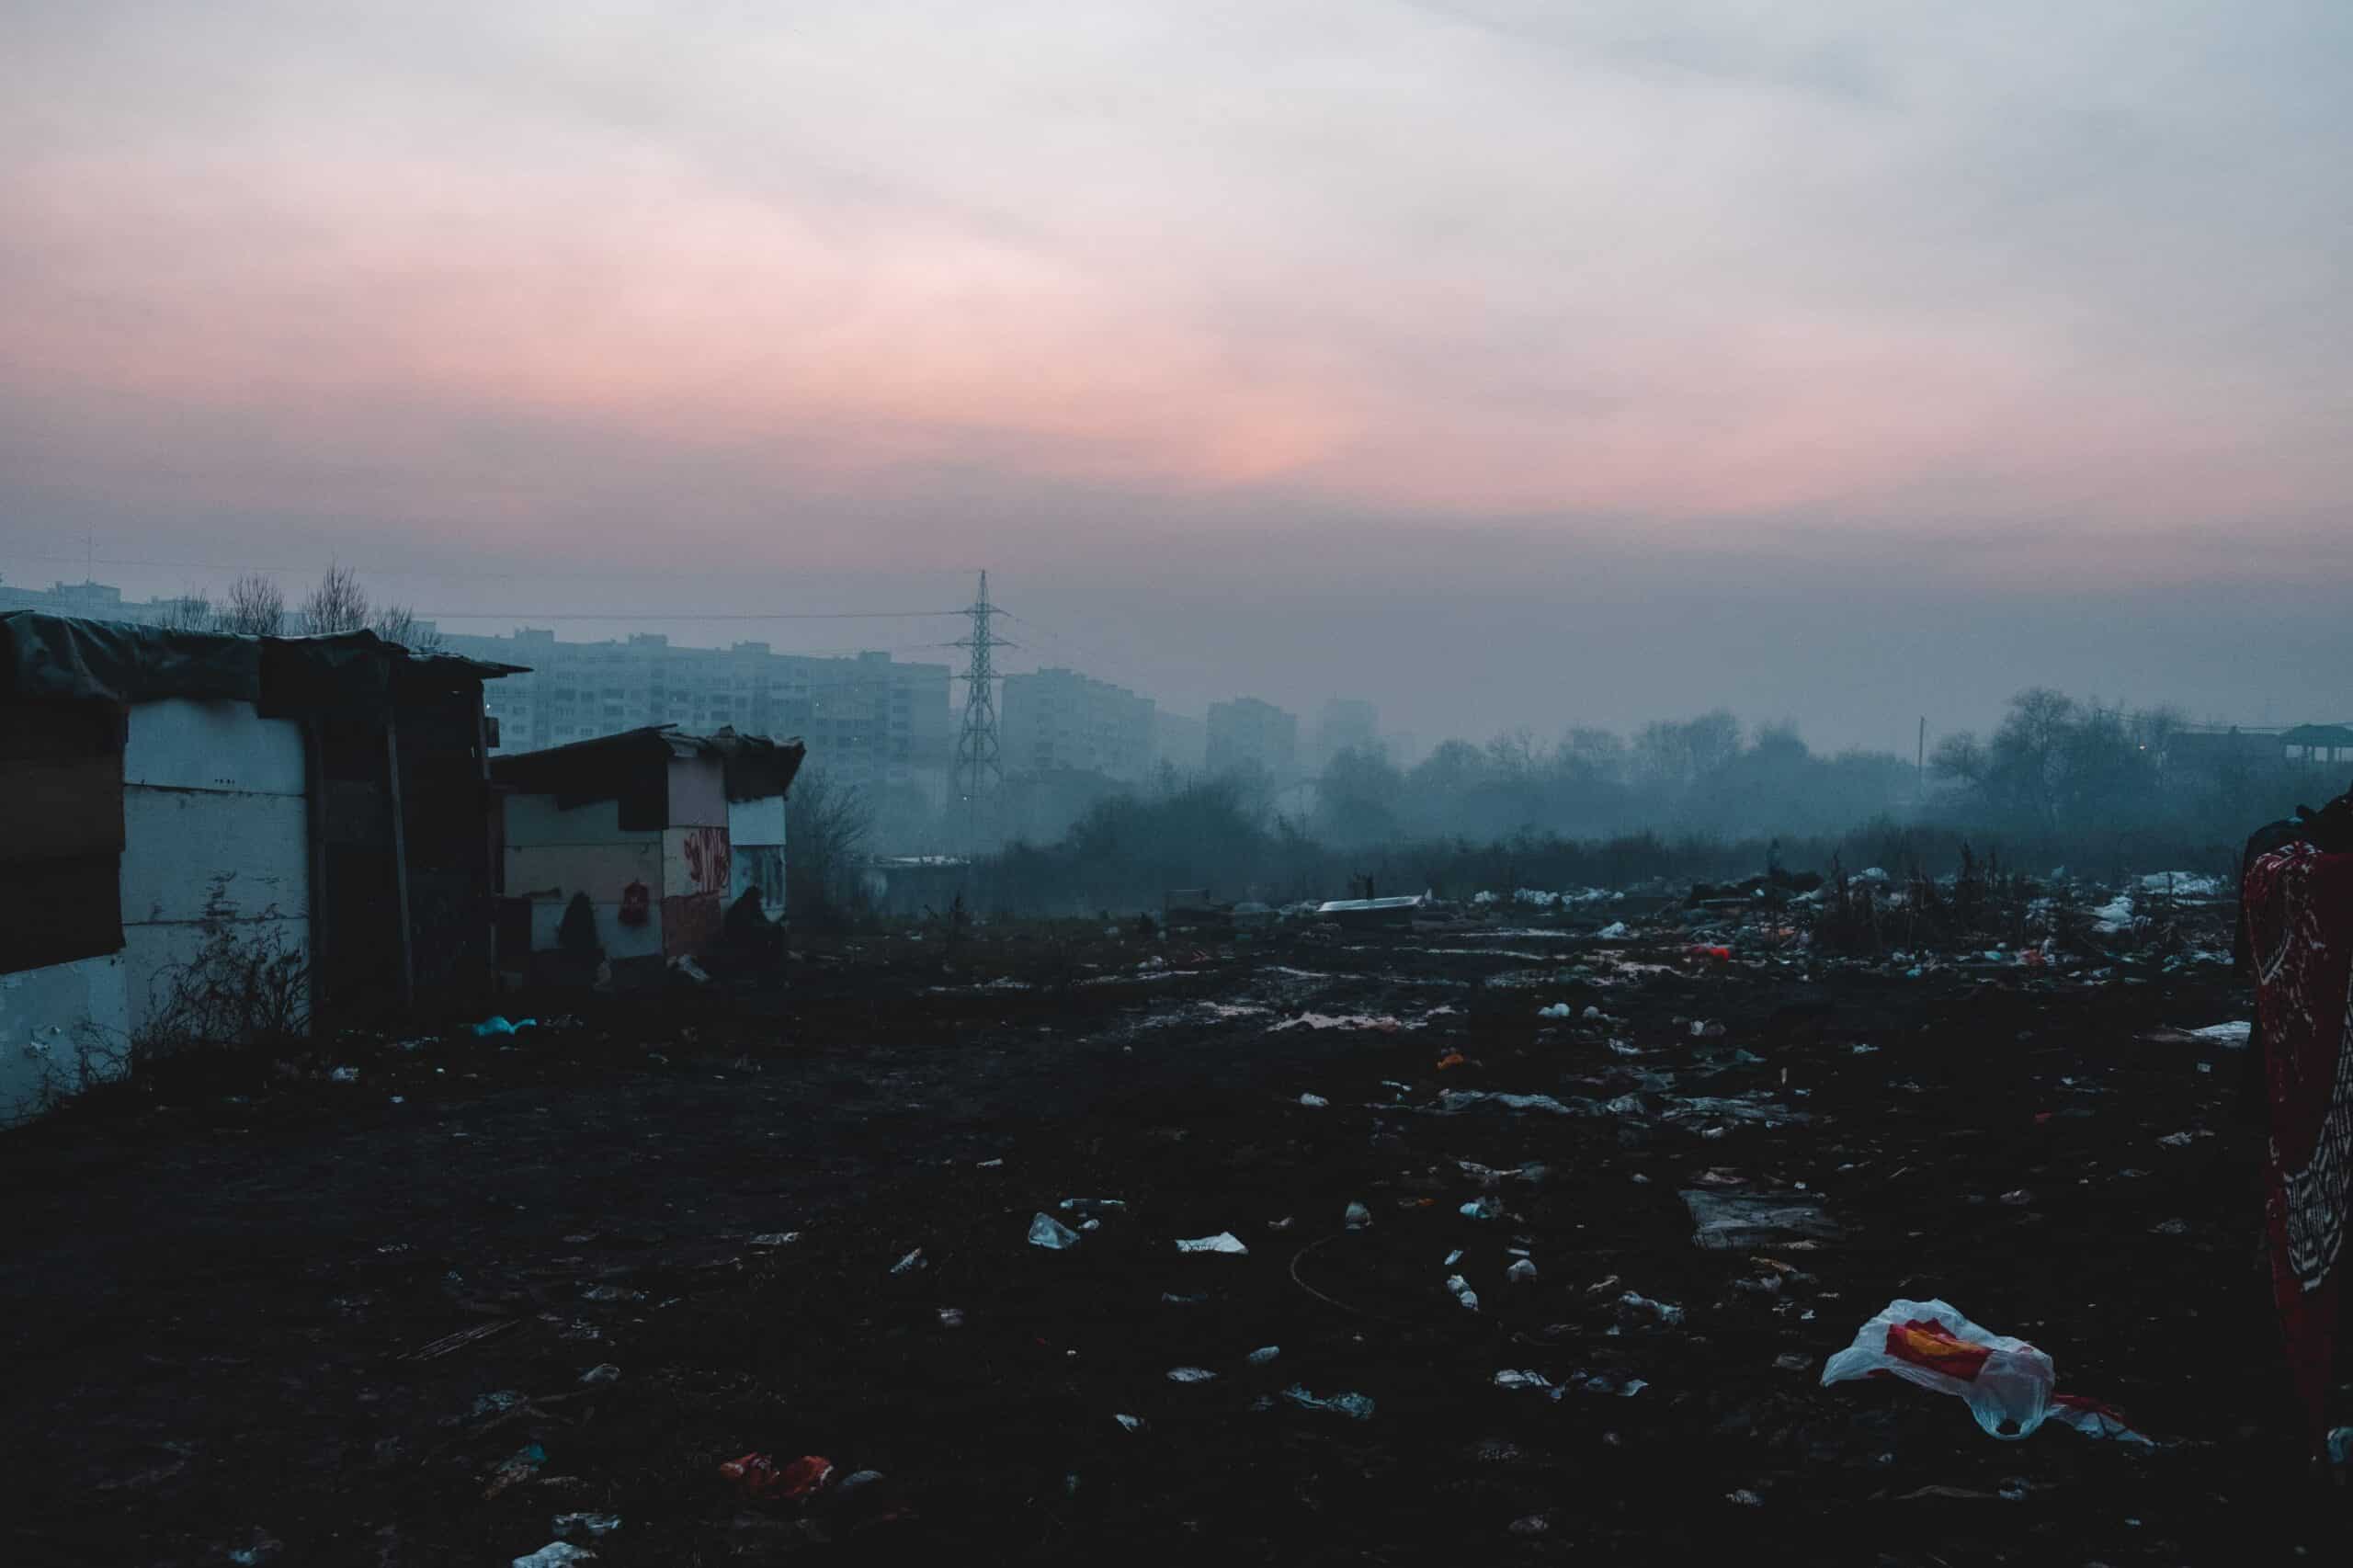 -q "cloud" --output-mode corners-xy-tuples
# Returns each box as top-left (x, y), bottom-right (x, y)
(1, 2), (2349, 743)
